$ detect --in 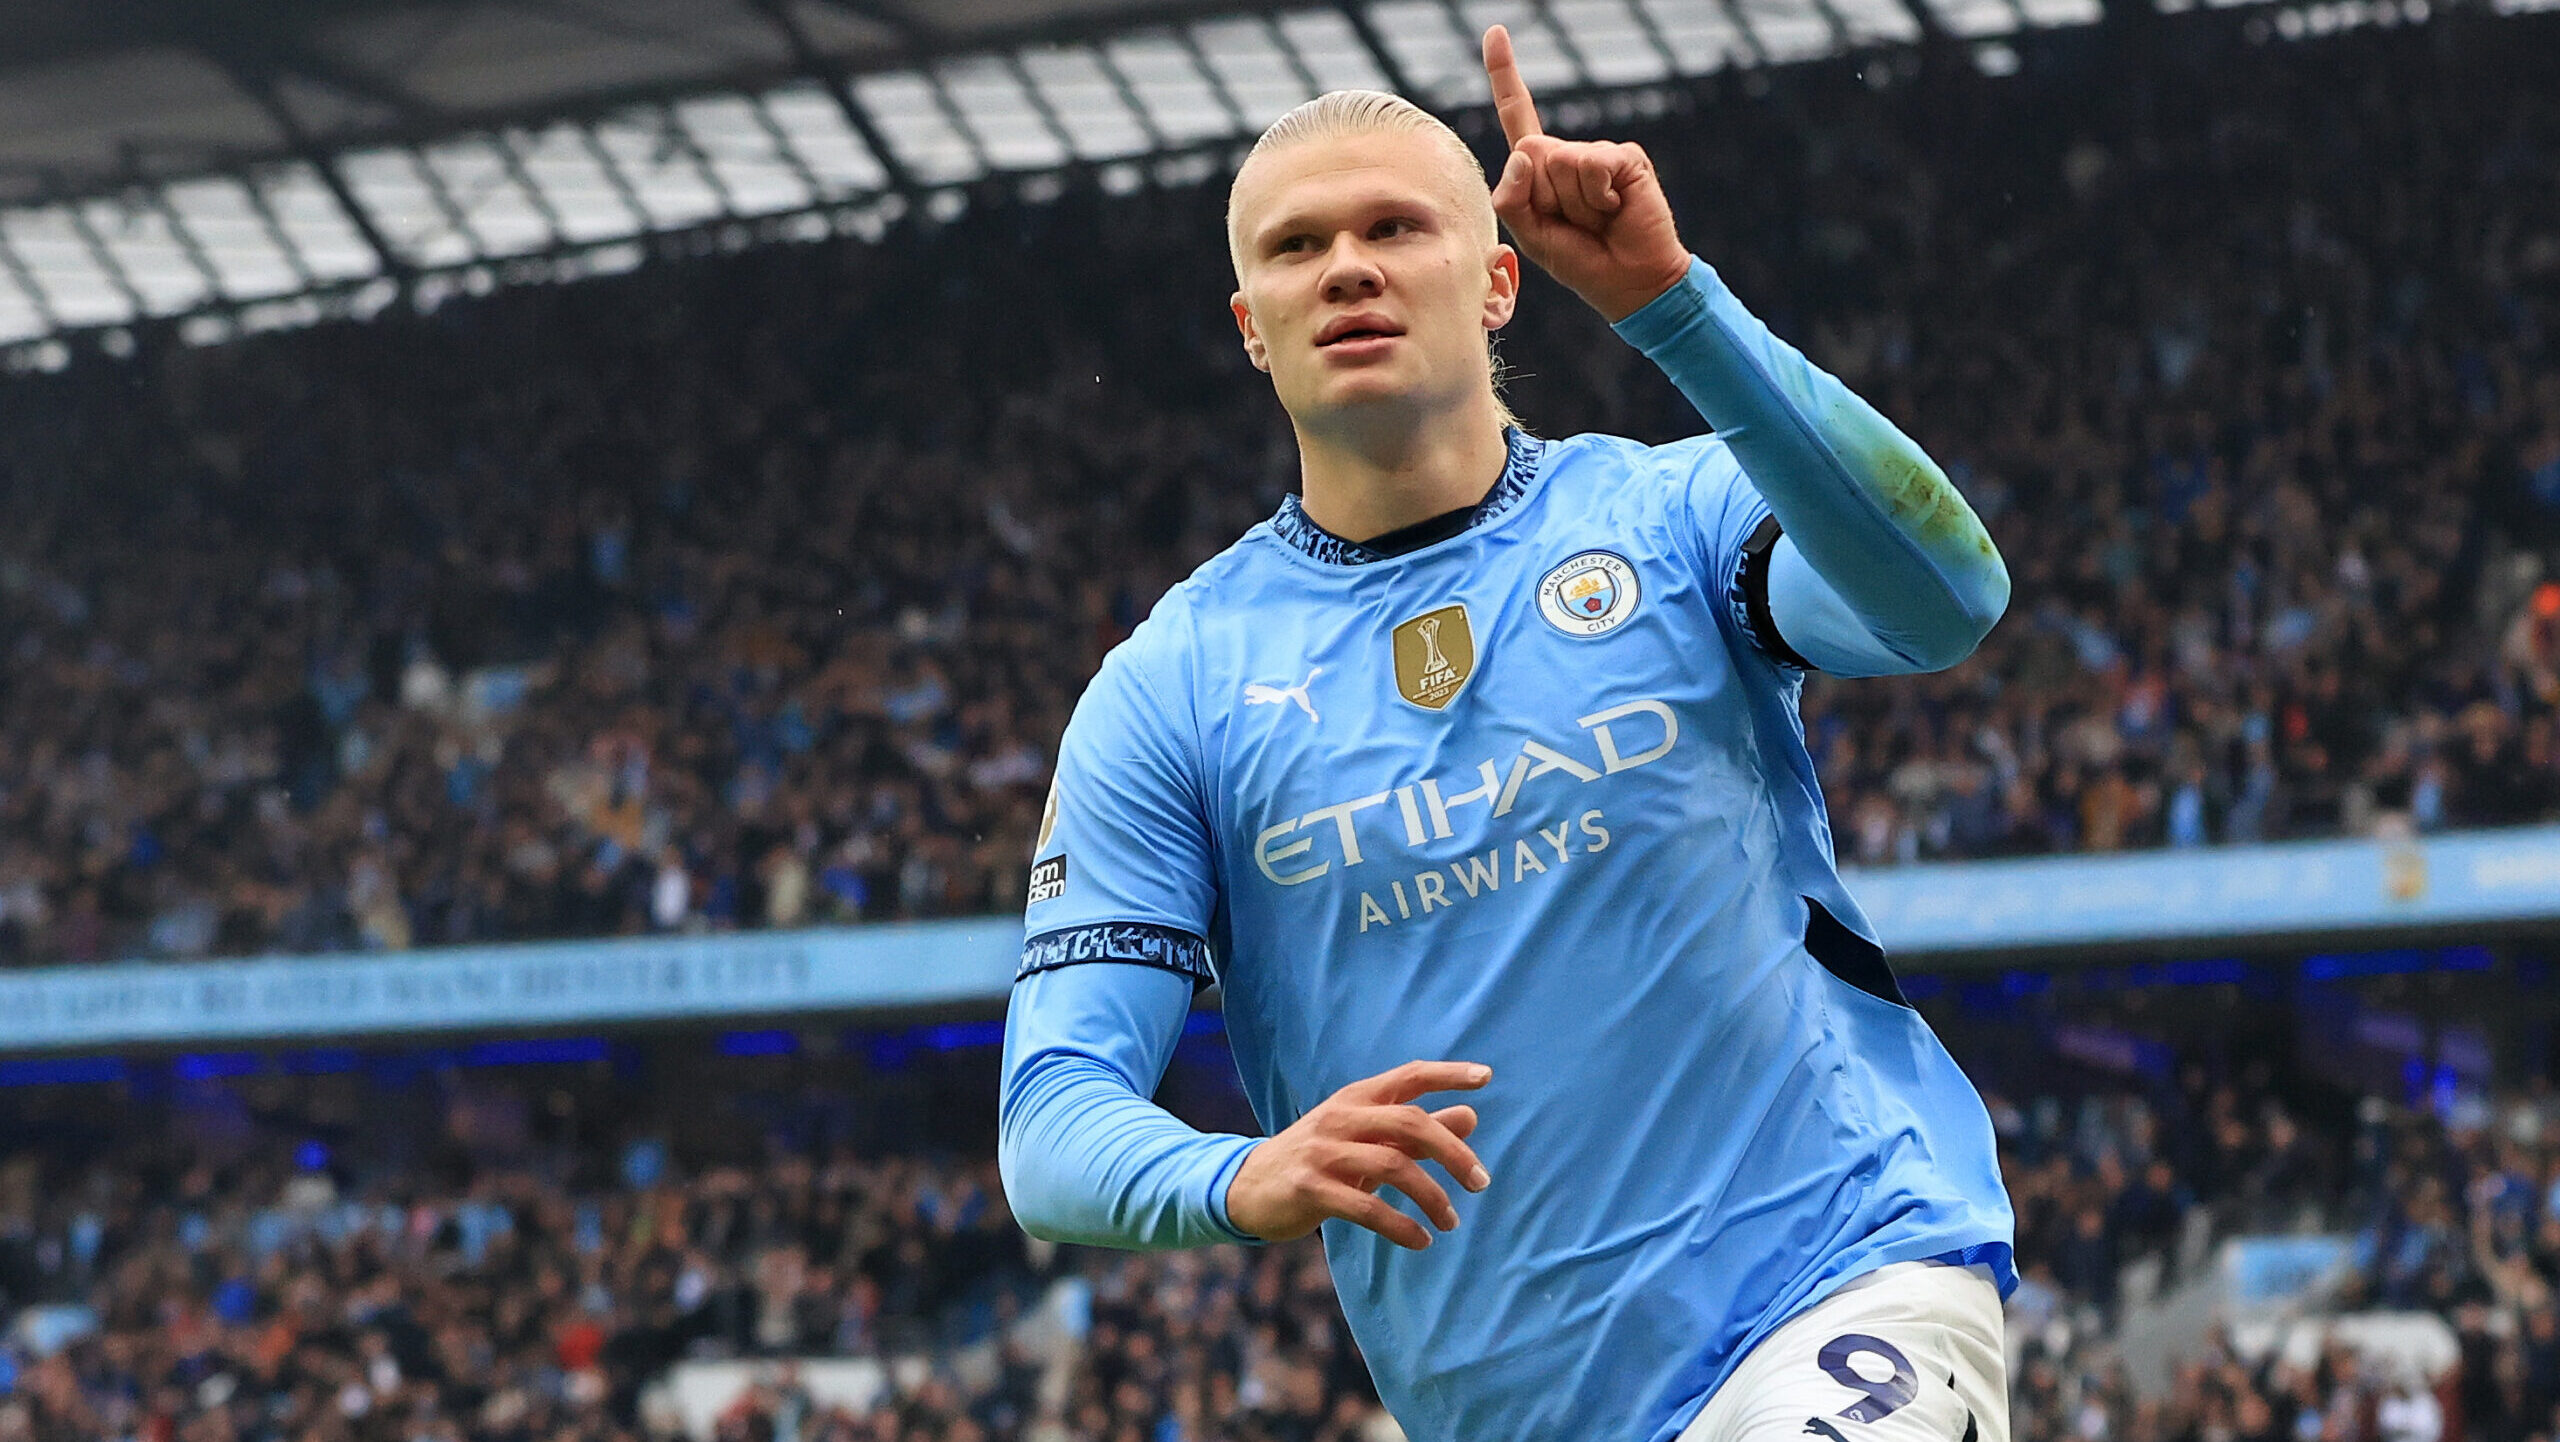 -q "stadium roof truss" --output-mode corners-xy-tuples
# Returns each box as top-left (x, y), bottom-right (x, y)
(0, 0), (2472, 357)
